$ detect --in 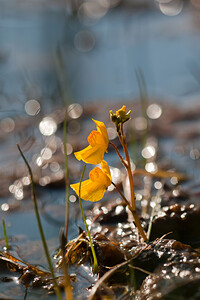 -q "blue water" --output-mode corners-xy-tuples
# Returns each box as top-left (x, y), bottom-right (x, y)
(0, 4), (200, 109)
